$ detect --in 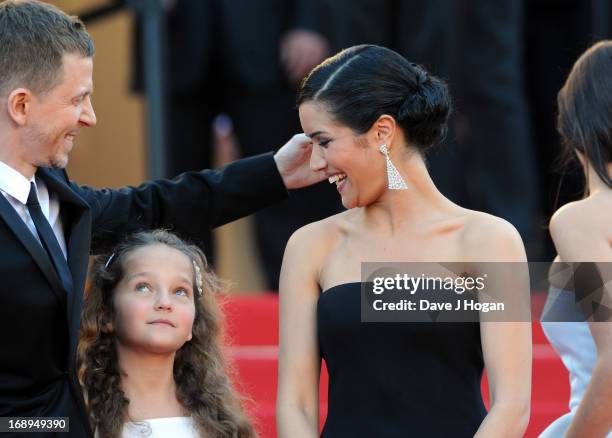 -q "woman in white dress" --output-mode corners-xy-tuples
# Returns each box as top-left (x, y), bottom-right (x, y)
(540, 40), (612, 438)
(78, 230), (256, 437)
